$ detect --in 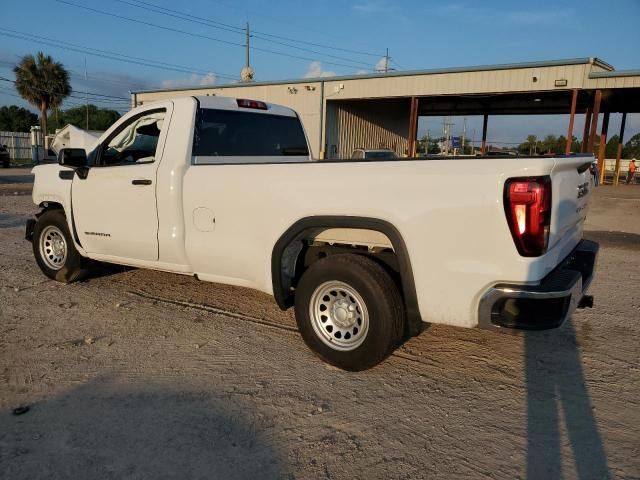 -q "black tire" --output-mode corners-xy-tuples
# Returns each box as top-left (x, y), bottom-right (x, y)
(32, 209), (90, 283)
(294, 254), (405, 371)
